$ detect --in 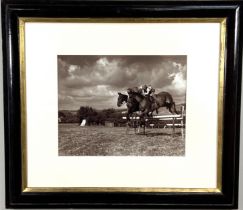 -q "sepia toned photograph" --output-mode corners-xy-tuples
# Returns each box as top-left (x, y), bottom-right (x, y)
(58, 55), (187, 156)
